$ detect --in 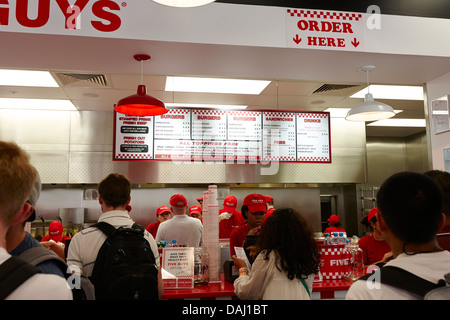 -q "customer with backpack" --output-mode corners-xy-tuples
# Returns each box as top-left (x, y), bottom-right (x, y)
(0, 141), (72, 300)
(67, 173), (163, 300)
(6, 171), (67, 278)
(346, 171), (450, 300)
